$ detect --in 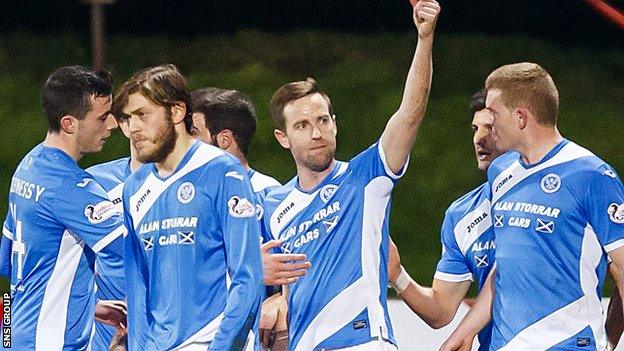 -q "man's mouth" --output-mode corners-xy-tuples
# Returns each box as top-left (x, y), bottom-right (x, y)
(476, 149), (492, 160)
